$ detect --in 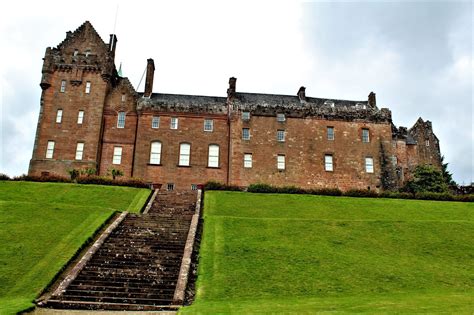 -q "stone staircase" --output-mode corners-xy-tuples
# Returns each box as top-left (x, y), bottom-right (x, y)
(42, 190), (198, 311)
